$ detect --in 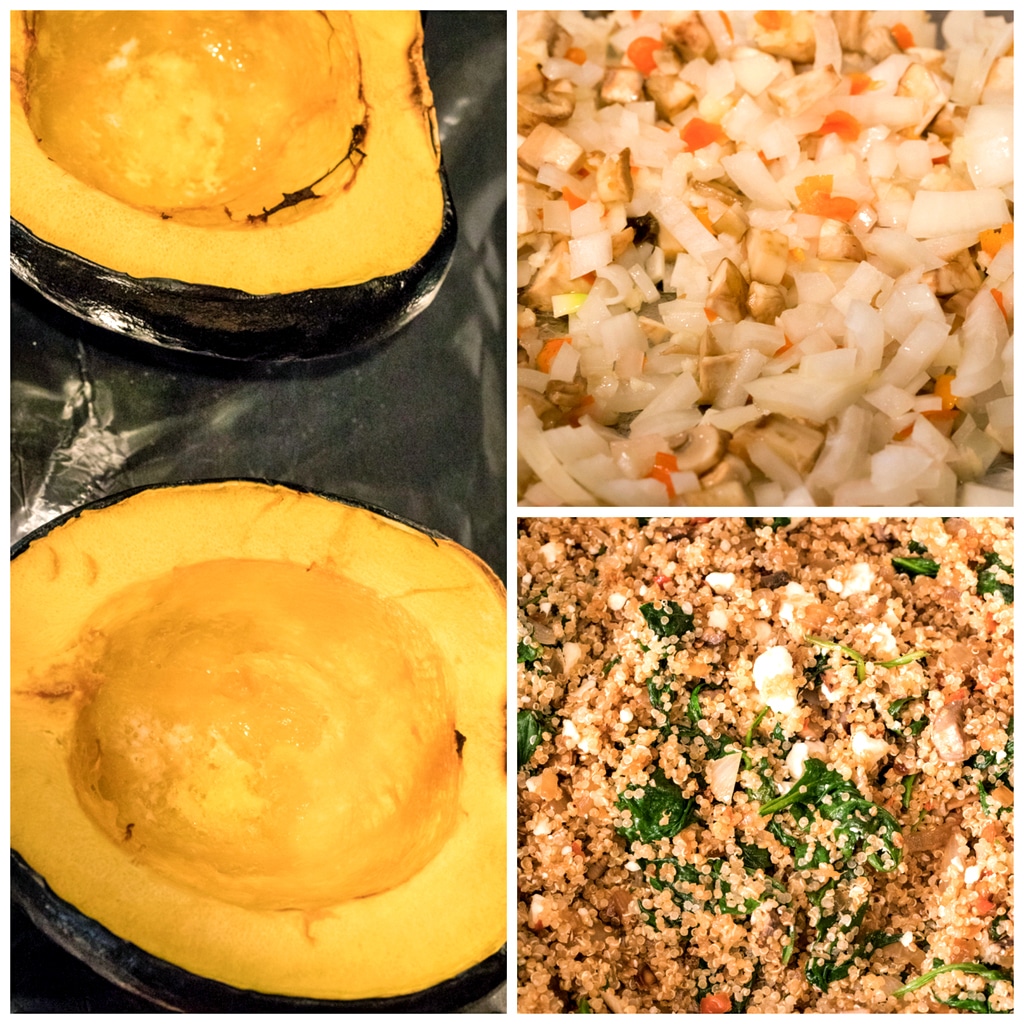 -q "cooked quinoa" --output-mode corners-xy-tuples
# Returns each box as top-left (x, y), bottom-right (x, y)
(517, 517), (1013, 1013)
